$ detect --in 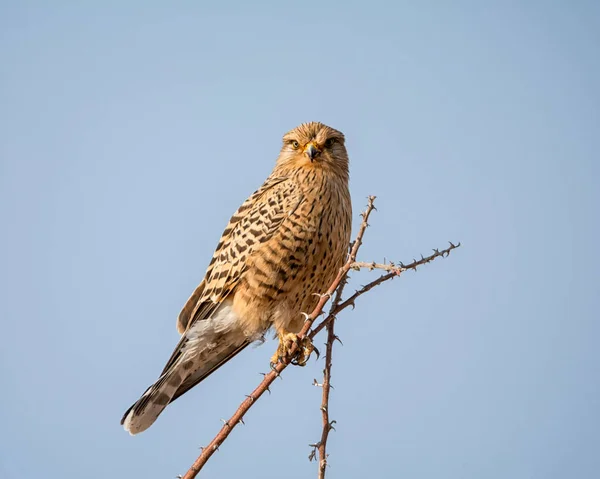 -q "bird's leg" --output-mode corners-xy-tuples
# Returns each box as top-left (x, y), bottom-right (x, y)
(270, 331), (316, 367)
